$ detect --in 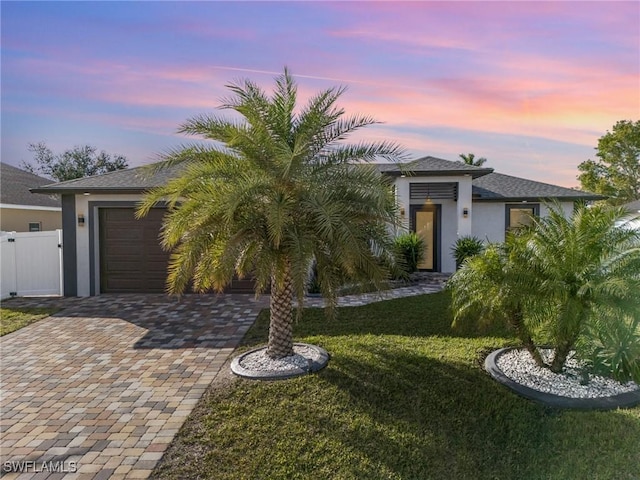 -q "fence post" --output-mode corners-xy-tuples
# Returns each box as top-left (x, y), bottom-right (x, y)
(1, 232), (18, 300)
